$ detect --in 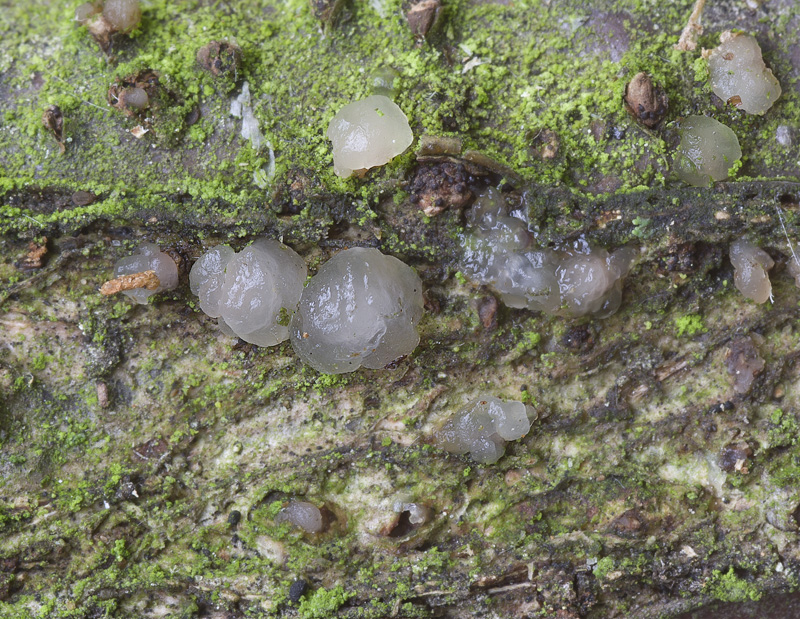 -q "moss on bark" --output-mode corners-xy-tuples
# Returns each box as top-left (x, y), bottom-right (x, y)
(1, 0), (800, 617)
